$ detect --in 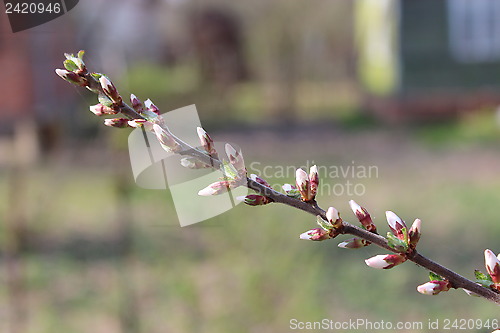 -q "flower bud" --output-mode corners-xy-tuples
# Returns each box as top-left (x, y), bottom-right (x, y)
(144, 99), (160, 115)
(365, 254), (406, 269)
(417, 280), (451, 295)
(299, 228), (332, 241)
(326, 206), (342, 229)
(408, 218), (422, 248)
(197, 127), (218, 159)
(296, 168), (312, 201)
(55, 69), (87, 86)
(153, 124), (181, 152)
(128, 119), (149, 128)
(349, 200), (377, 233)
(99, 75), (122, 104)
(250, 174), (271, 188)
(309, 165), (319, 200)
(484, 249), (500, 285)
(225, 144), (246, 174)
(338, 237), (369, 249)
(103, 118), (129, 128)
(130, 94), (143, 112)
(198, 181), (232, 196)
(386, 211), (407, 241)
(236, 194), (271, 206)
(89, 103), (118, 116)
